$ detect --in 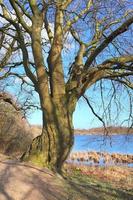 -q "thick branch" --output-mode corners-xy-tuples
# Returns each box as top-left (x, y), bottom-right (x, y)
(29, 0), (40, 15)
(48, 7), (65, 96)
(14, 24), (38, 87)
(66, 44), (86, 93)
(15, 1), (32, 20)
(9, 0), (31, 33)
(0, 32), (5, 49)
(84, 16), (133, 68)
(102, 56), (133, 66)
(44, 9), (54, 45)
(31, 12), (51, 105)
